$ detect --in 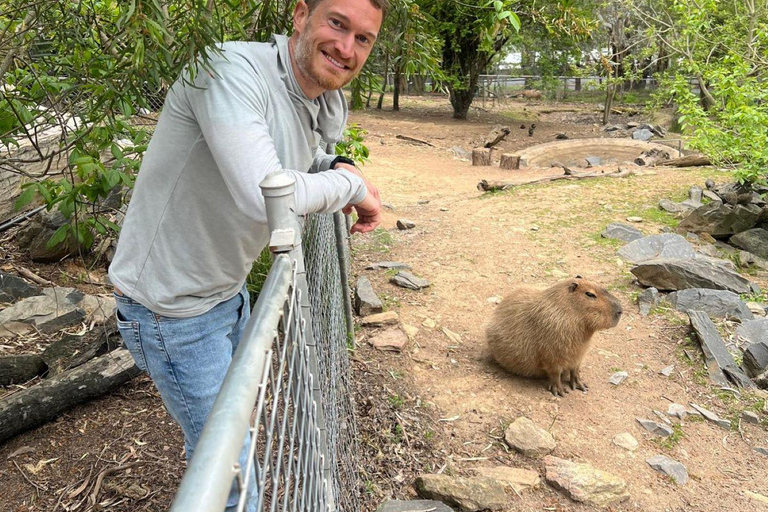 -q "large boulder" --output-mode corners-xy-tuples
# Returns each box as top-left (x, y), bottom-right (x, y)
(414, 474), (508, 512)
(630, 258), (752, 294)
(15, 210), (80, 262)
(678, 203), (762, 238)
(544, 456), (630, 508)
(0, 271), (42, 302)
(617, 234), (695, 263)
(667, 289), (753, 321)
(730, 228), (768, 259)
